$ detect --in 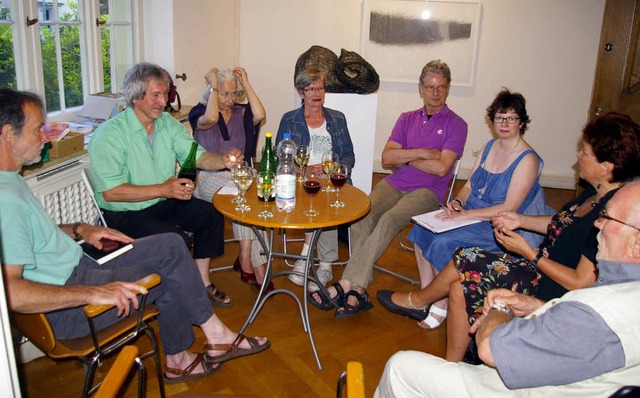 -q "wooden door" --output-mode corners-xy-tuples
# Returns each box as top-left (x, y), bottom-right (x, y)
(590, 0), (640, 123)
